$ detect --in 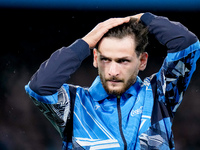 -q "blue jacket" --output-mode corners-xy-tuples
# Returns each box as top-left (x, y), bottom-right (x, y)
(25, 13), (200, 150)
